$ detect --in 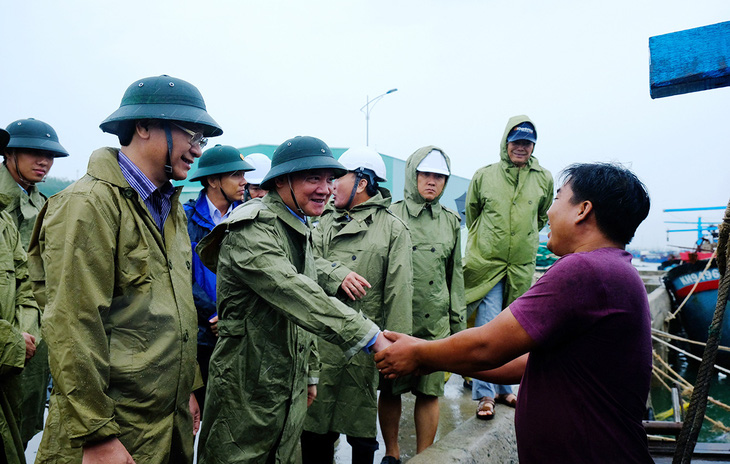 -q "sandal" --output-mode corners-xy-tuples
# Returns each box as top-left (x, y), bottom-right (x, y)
(495, 393), (517, 408)
(476, 396), (495, 420)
